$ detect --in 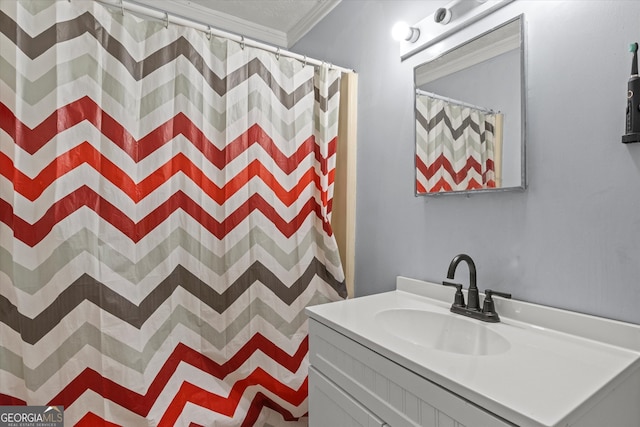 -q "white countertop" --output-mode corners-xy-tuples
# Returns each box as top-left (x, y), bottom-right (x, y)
(305, 277), (640, 427)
